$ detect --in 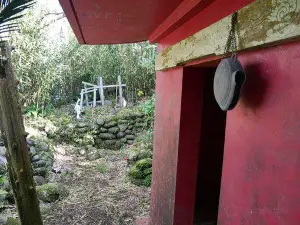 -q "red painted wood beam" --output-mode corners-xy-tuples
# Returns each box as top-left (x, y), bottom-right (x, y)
(149, 0), (216, 43)
(58, 0), (85, 44)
